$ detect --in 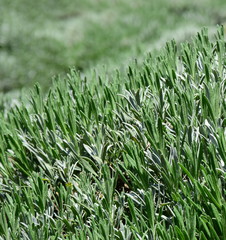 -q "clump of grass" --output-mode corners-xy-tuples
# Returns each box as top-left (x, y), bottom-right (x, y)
(0, 27), (225, 239)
